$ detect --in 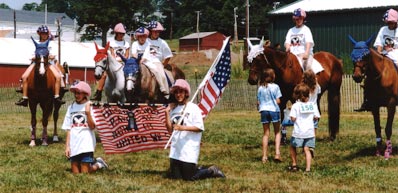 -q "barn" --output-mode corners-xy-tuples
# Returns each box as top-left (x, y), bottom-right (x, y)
(0, 38), (97, 85)
(267, 0), (398, 58)
(179, 32), (226, 51)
